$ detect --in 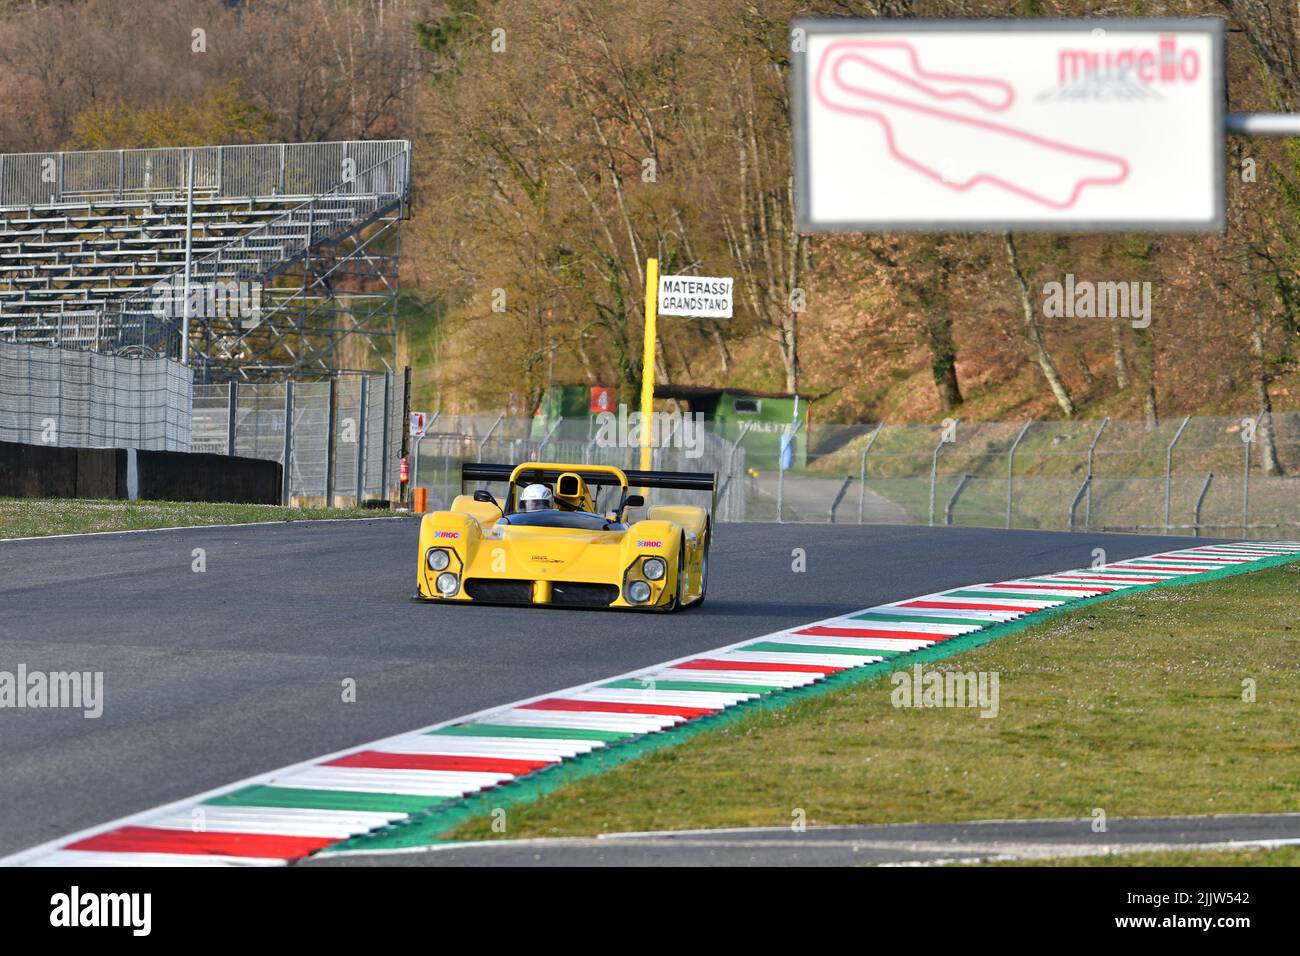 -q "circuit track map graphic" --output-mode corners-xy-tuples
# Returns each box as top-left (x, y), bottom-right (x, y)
(812, 40), (1131, 210)
(794, 19), (1224, 232)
